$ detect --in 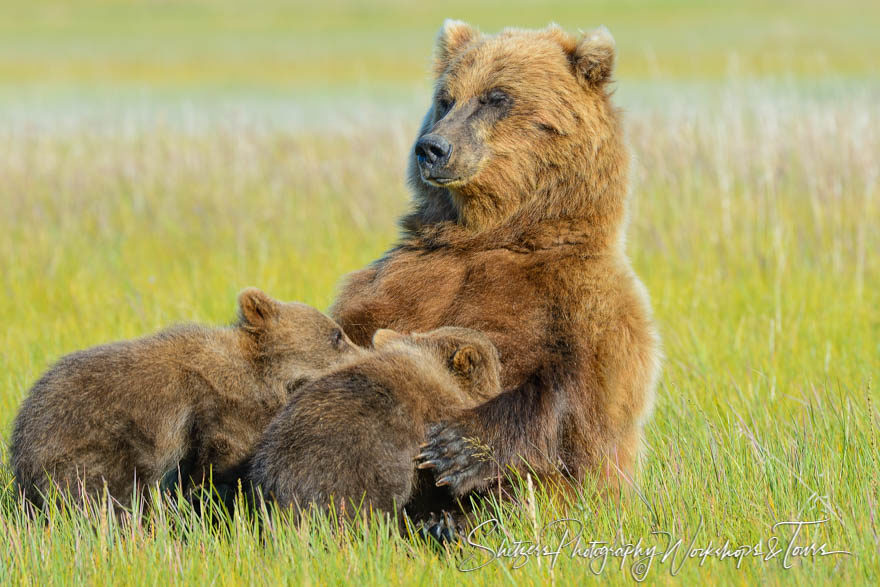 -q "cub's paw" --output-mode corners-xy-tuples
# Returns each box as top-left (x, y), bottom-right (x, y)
(416, 423), (493, 495)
